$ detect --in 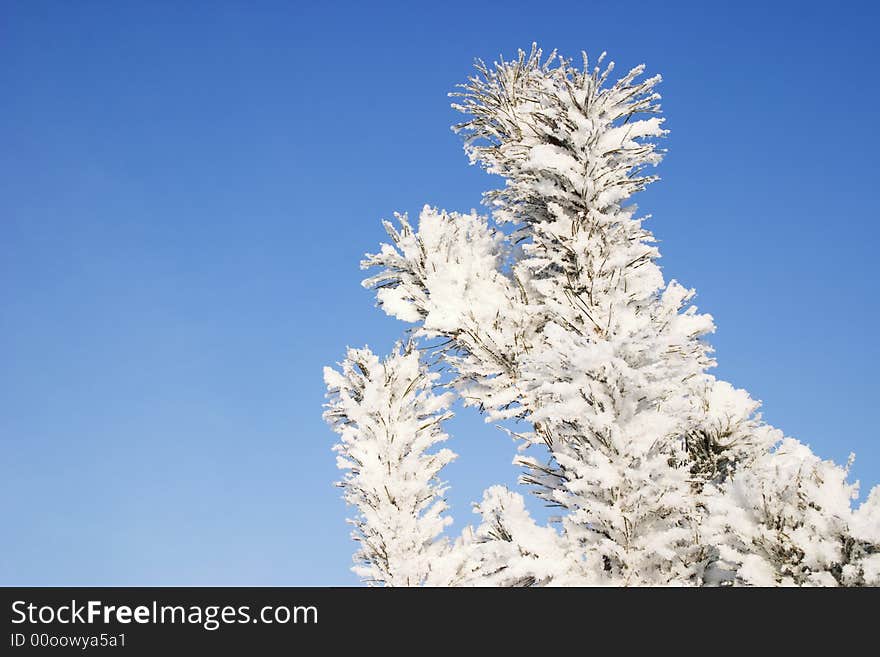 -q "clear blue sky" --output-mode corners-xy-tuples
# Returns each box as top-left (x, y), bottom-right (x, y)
(2, 1), (878, 585)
